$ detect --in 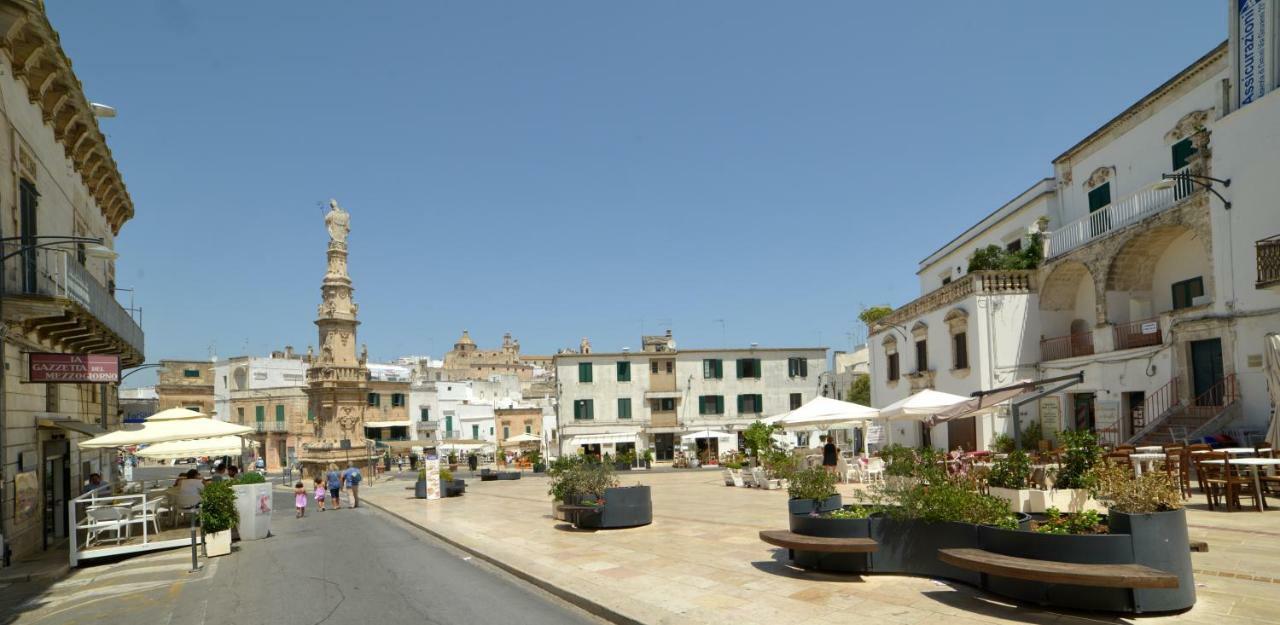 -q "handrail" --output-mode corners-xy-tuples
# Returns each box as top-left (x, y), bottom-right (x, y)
(1113, 317), (1162, 351)
(1123, 377), (1182, 445)
(1046, 171), (1192, 259)
(1039, 331), (1094, 361)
